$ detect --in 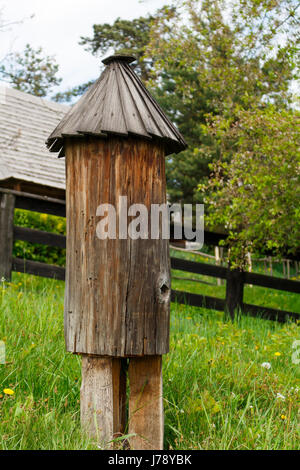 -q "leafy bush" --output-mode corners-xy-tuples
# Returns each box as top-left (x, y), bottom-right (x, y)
(13, 210), (66, 267)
